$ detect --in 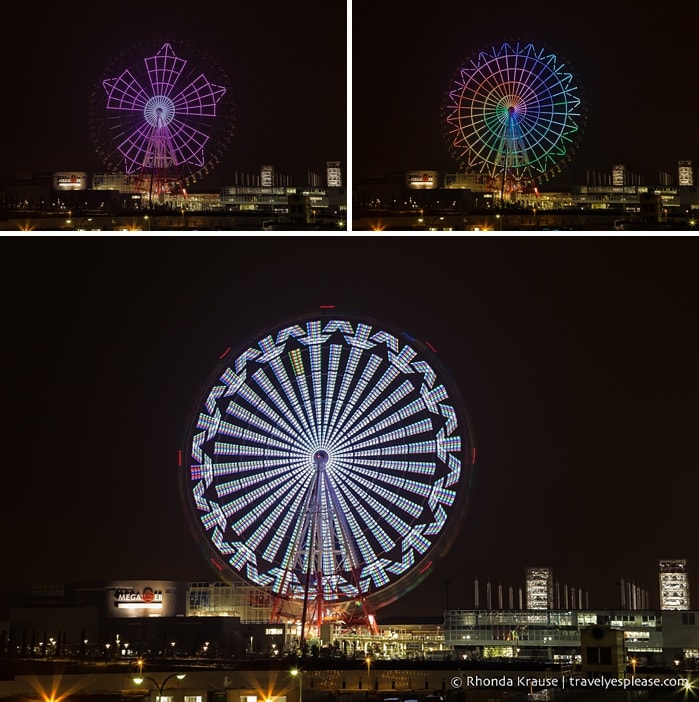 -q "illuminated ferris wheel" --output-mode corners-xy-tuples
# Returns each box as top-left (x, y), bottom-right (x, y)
(181, 313), (475, 635)
(442, 41), (586, 198)
(89, 40), (235, 201)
